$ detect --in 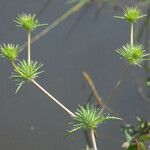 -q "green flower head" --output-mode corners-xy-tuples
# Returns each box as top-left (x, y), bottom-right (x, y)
(14, 13), (47, 31)
(114, 6), (146, 23)
(11, 60), (44, 92)
(0, 44), (22, 61)
(116, 44), (150, 67)
(67, 105), (122, 135)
